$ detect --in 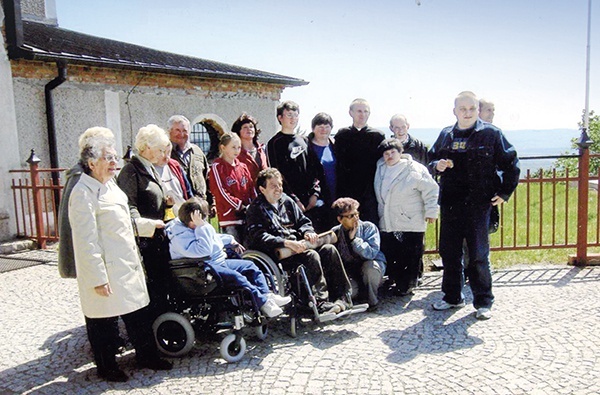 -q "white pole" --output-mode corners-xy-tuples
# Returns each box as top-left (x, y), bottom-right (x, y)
(584, 0), (592, 130)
